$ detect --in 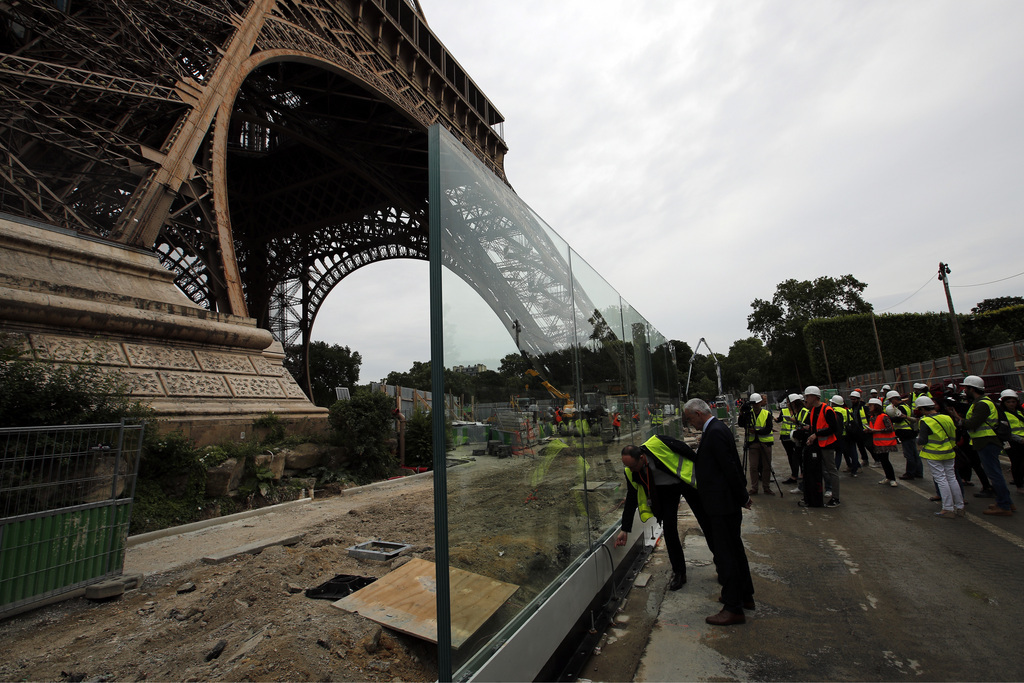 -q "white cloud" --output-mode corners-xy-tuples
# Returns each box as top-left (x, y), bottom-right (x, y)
(314, 0), (1024, 381)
